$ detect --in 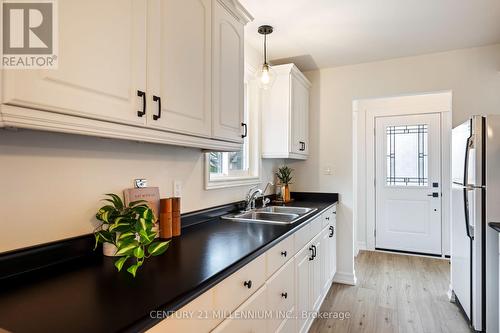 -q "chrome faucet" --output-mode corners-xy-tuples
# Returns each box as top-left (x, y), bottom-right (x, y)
(245, 182), (274, 211)
(245, 186), (263, 211)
